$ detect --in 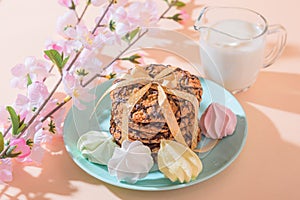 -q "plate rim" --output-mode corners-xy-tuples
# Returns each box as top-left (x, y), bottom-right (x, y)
(63, 78), (248, 191)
